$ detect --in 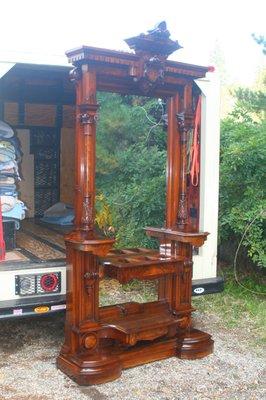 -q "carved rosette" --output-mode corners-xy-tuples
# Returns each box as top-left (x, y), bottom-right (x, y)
(83, 333), (98, 350)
